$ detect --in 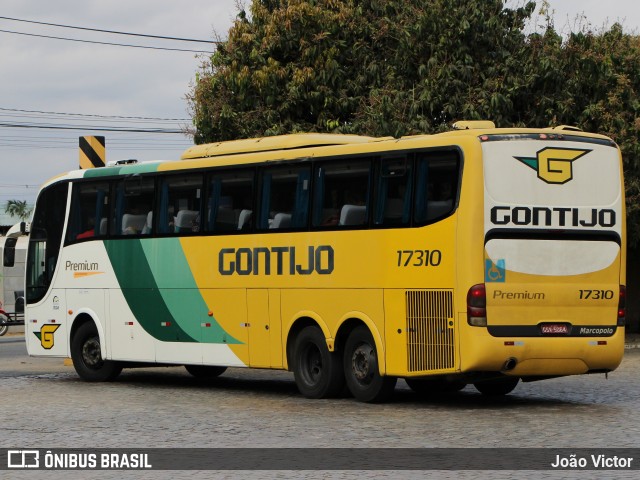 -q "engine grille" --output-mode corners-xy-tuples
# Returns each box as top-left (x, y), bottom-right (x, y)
(406, 289), (455, 372)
